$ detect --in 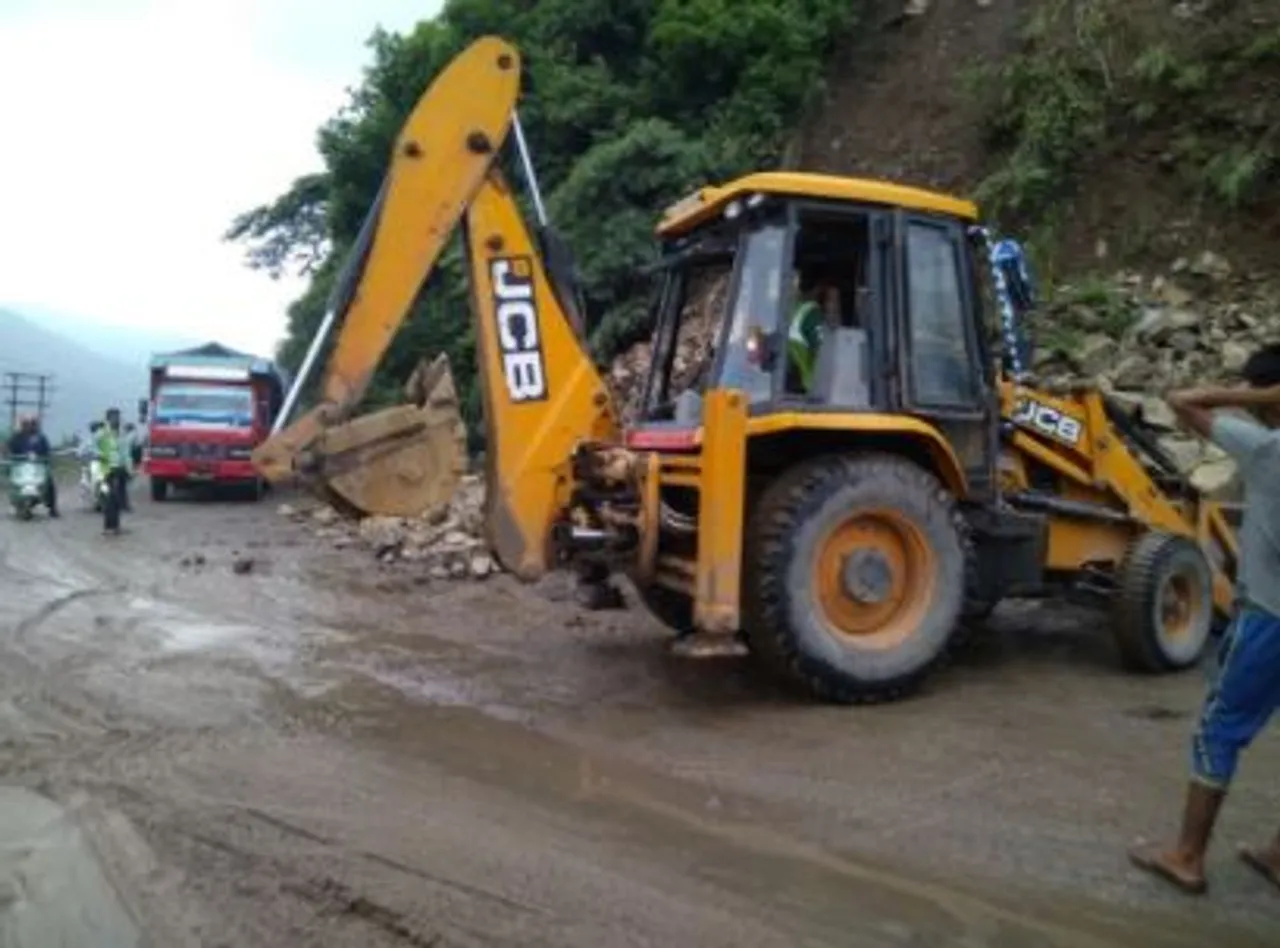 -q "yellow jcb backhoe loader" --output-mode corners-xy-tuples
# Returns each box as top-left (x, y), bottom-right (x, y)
(254, 36), (1241, 704)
